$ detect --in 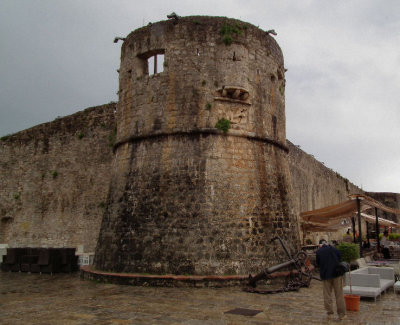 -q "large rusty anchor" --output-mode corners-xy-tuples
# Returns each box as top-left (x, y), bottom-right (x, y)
(244, 236), (313, 294)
